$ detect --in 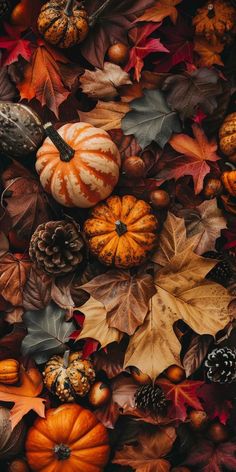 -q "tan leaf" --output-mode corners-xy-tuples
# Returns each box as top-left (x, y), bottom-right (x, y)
(137, 0), (182, 24)
(81, 270), (156, 335)
(80, 62), (131, 101)
(113, 426), (176, 472)
(79, 101), (130, 130)
(0, 254), (31, 305)
(77, 297), (123, 347)
(194, 36), (224, 67)
(125, 246), (232, 380)
(4, 307), (24, 324)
